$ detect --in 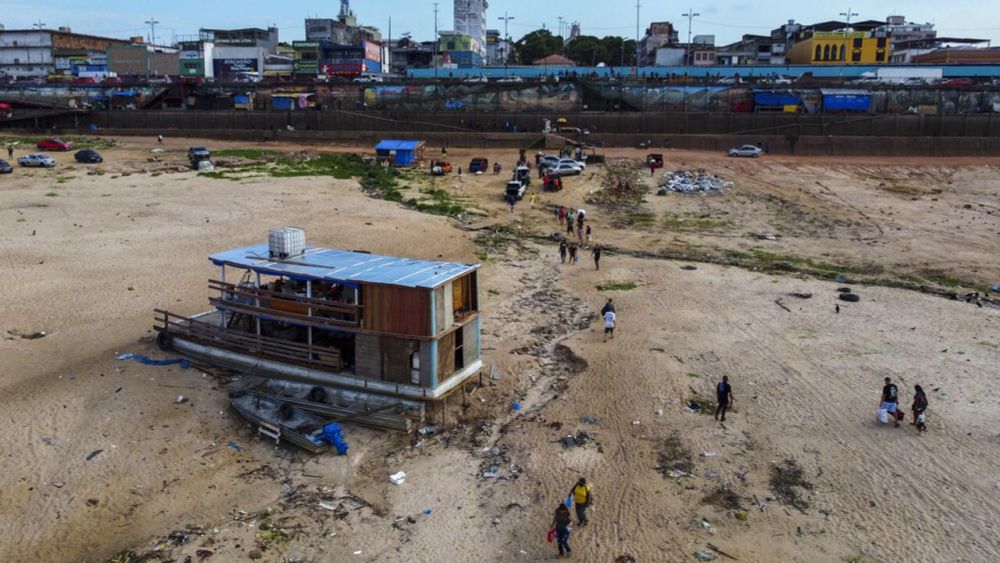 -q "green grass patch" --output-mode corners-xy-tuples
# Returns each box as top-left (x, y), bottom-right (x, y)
(55, 175), (73, 184)
(255, 528), (290, 550)
(487, 288), (500, 296)
(44, 191), (58, 197)
(657, 432), (695, 477)
(979, 341), (1000, 350)
(744, 248), (868, 276)
(686, 372), (701, 378)
(212, 148), (284, 160)
(405, 187), (465, 217)
(662, 212), (729, 232)
(595, 281), (637, 291)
